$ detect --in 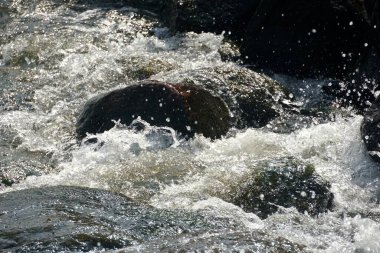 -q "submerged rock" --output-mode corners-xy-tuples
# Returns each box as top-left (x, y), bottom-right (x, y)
(0, 186), (232, 252)
(231, 158), (334, 219)
(0, 186), (308, 252)
(76, 80), (230, 140)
